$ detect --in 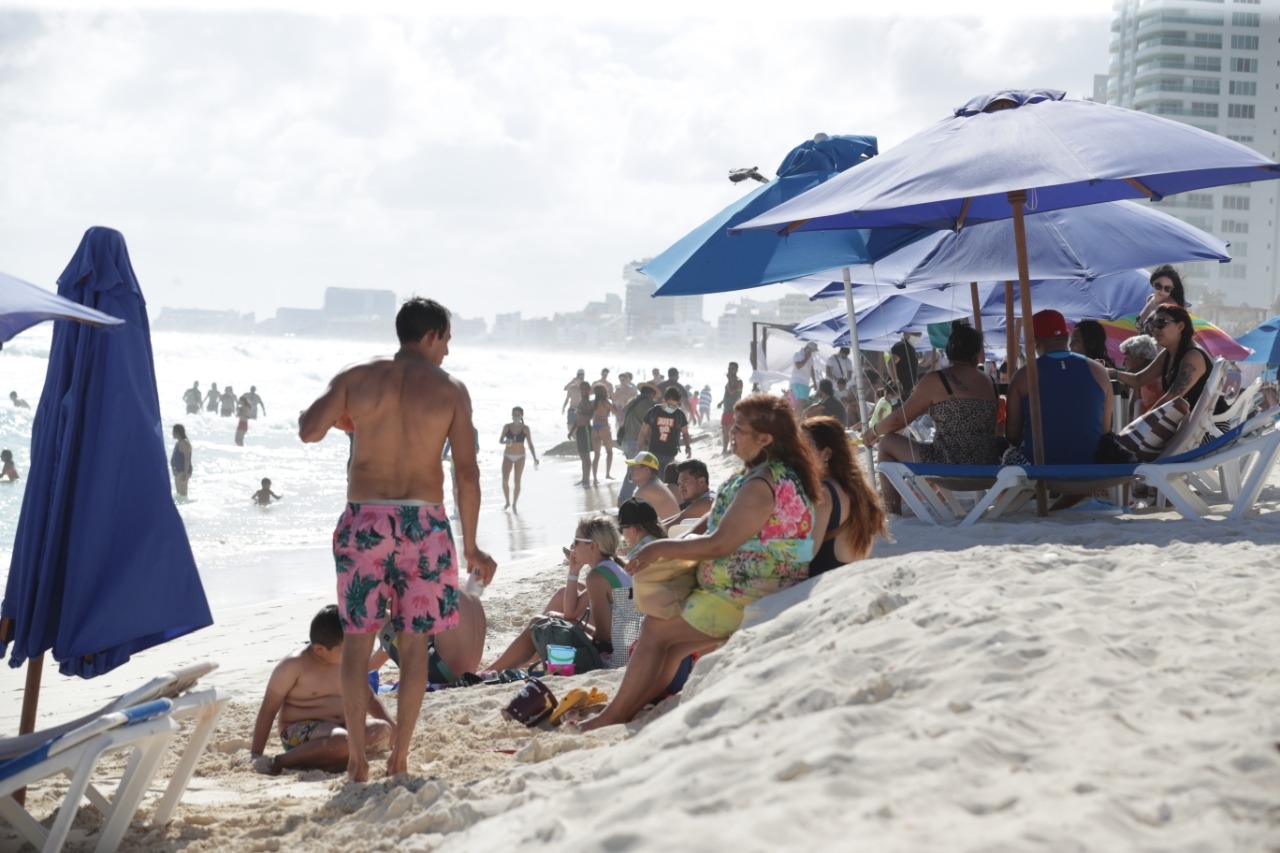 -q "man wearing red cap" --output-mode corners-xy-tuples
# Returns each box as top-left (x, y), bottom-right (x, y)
(1004, 309), (1113, 467)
